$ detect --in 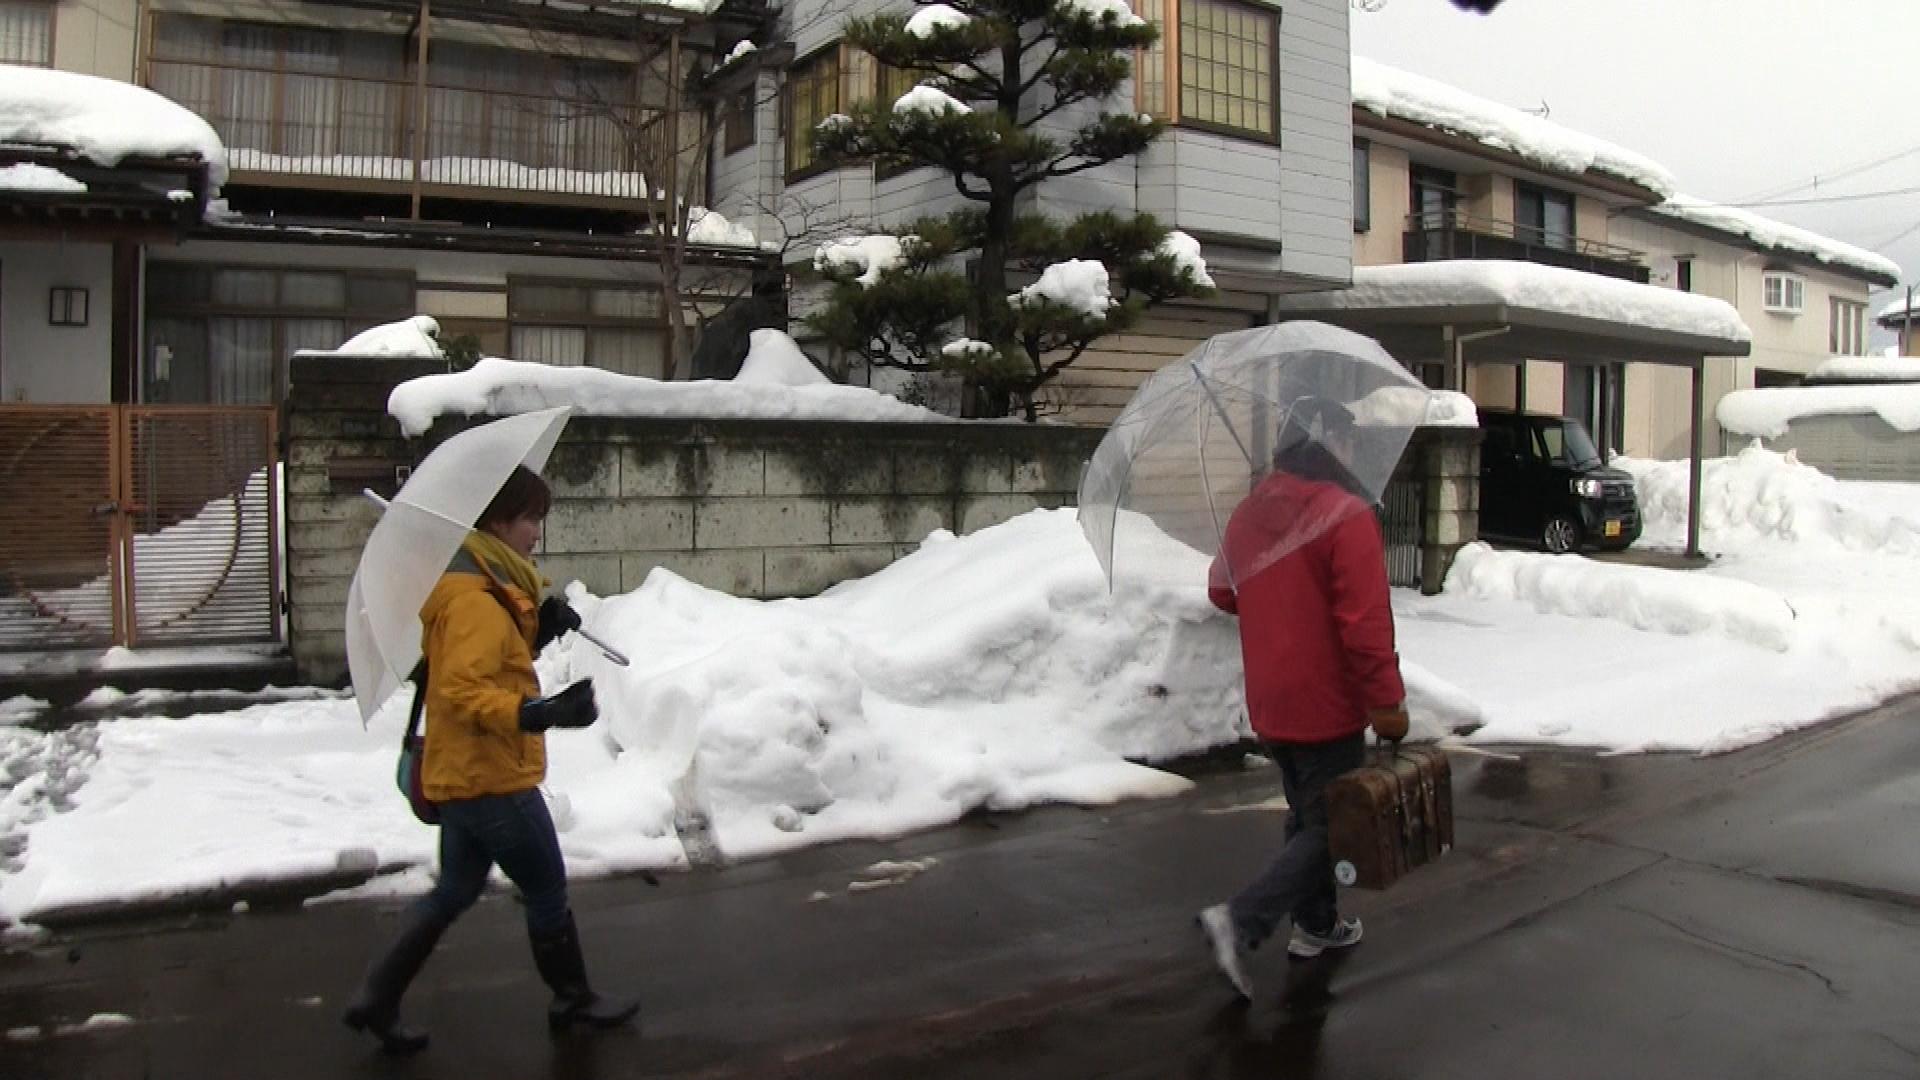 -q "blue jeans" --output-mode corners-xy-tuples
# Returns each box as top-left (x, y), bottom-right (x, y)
(1228, 733), (1366, 949)
(414, 787), (571, 938)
